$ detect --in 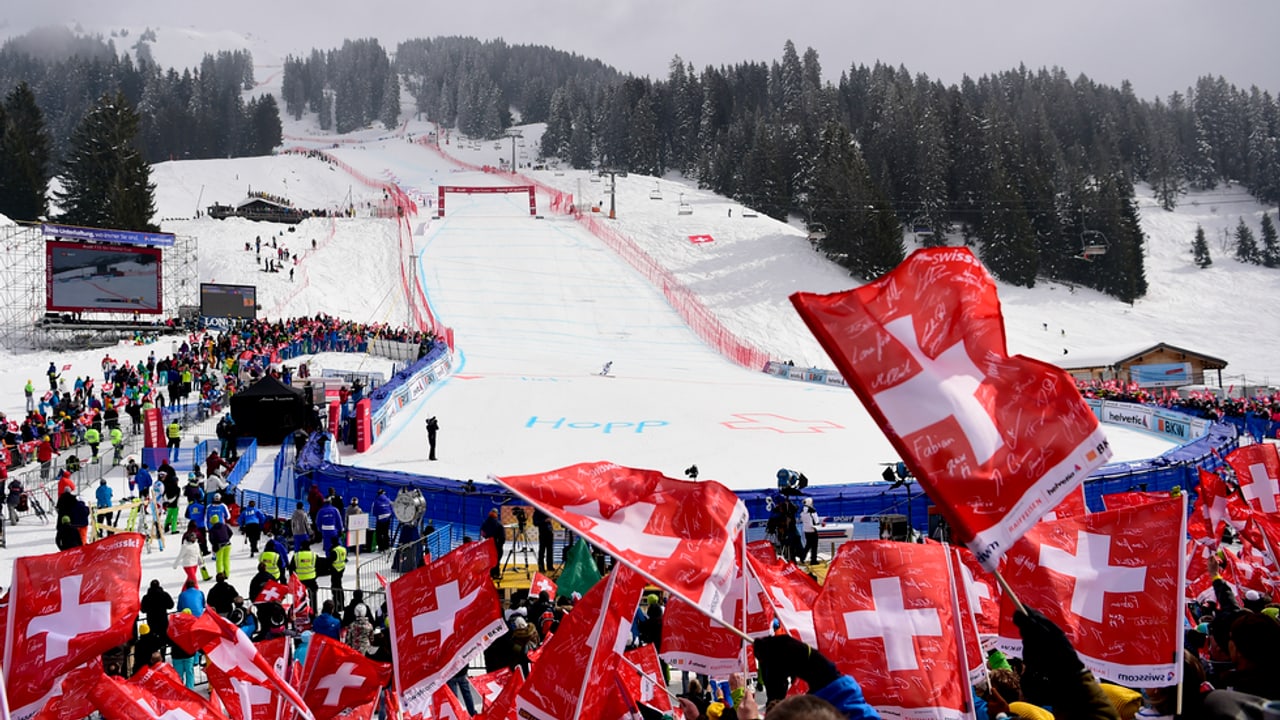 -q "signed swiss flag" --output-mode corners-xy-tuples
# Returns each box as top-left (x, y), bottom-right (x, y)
(205, 638), (288, 720)
(254, 580), (290, 605)
(469, 667), (515, 712)
(383, 540), (504, 716)
(746, 541), (820, 646)
(620, 644), (674, 716)
(4, 534), (144, 720)
(89, 670), (222, 720)
(516, 564), (647, 720)
(1226, 443), (1280, 515)
(491, 462), (748, 616)
(1044, 485), (1088, 521)
(792, 248), (1112, 570)
(954, 548), (1001, 636)
(131, 662), (225, 719)
(996, 495), (1186, 685)
(814, 541), (970, 719)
